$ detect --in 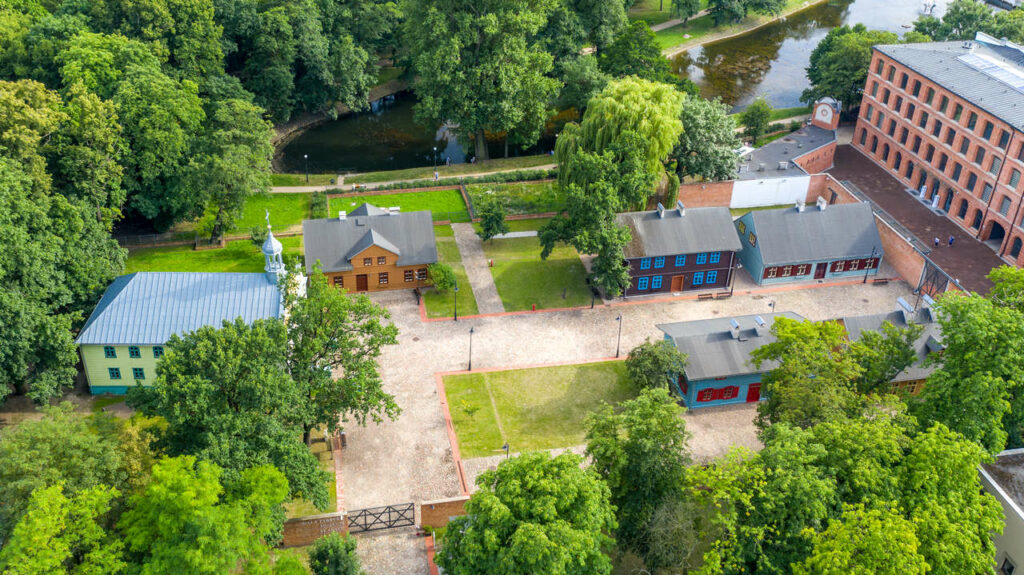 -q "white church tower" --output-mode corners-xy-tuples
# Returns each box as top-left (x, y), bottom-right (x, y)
(262, 210), (285, 284)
